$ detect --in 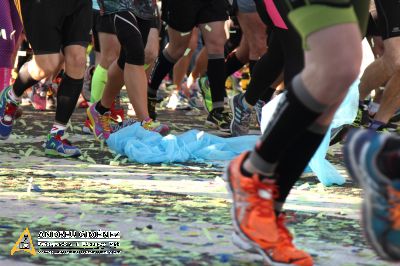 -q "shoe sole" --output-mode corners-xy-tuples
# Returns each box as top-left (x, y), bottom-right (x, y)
(222, 168), (295, 266)
(205, 120), (230, 133)
(343, 129), (394, 261)
(45, 149), (81, 158)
